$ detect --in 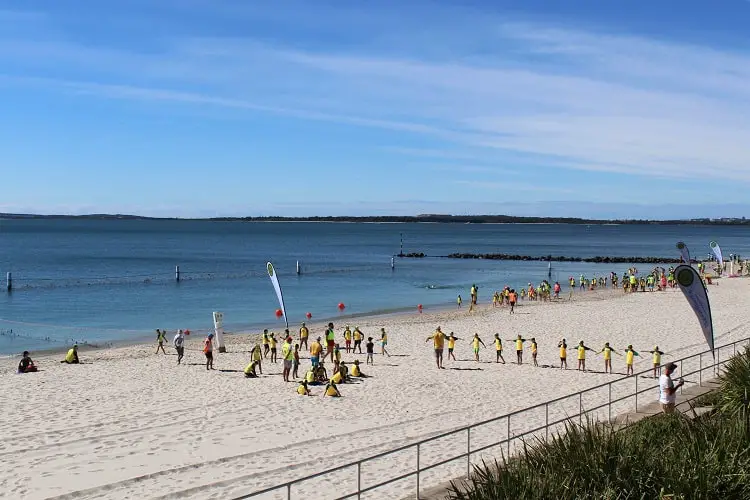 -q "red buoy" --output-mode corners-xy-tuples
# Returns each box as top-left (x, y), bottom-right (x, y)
(275, 309), (283, 318)
(306, 312), (312, 319)
(338, 302), (345, 311)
